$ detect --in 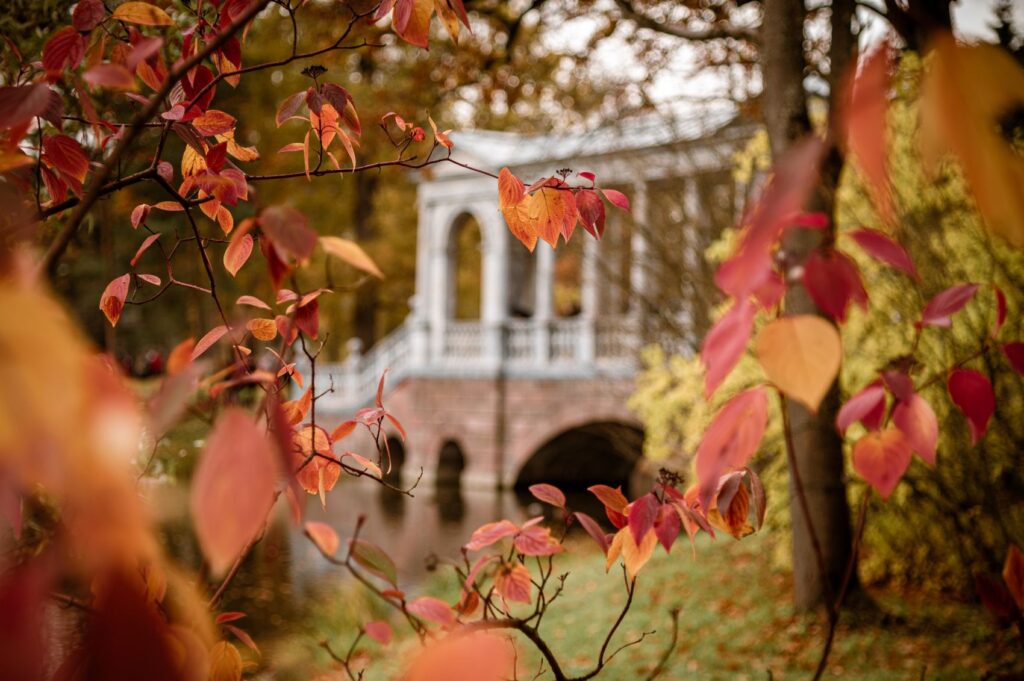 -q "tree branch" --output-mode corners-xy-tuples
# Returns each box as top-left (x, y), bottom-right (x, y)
(614, 0), (759, 43)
